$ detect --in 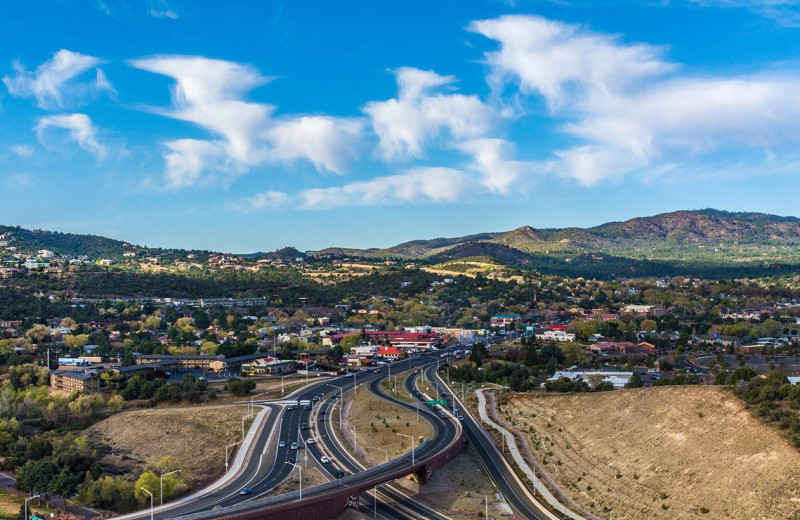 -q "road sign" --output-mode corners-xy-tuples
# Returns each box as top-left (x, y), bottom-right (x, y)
(426, 399), (447, 406)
